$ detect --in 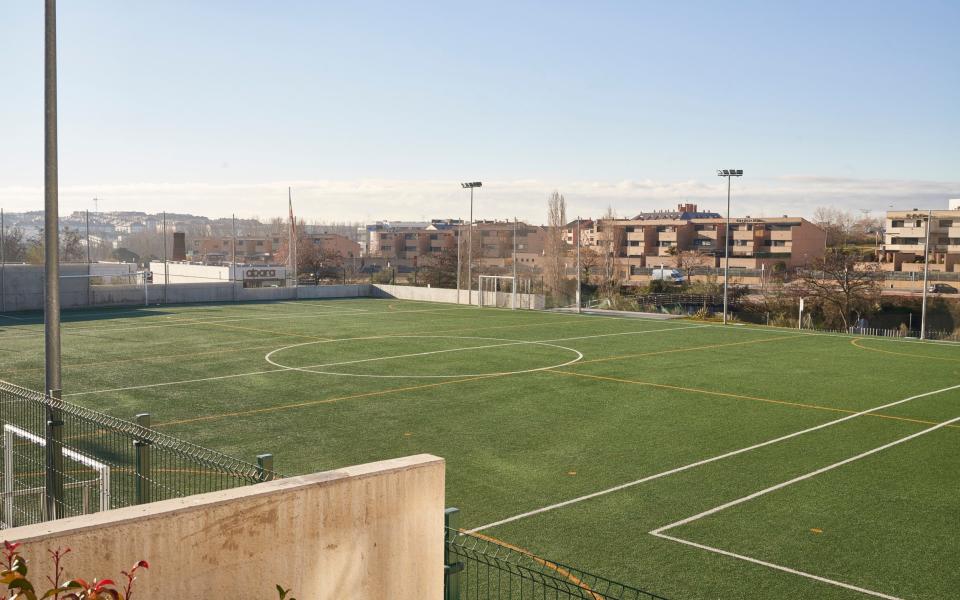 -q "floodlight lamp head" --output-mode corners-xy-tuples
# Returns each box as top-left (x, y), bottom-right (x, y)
(716, 169), (744, 177)
(461, 181), (483, 188)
